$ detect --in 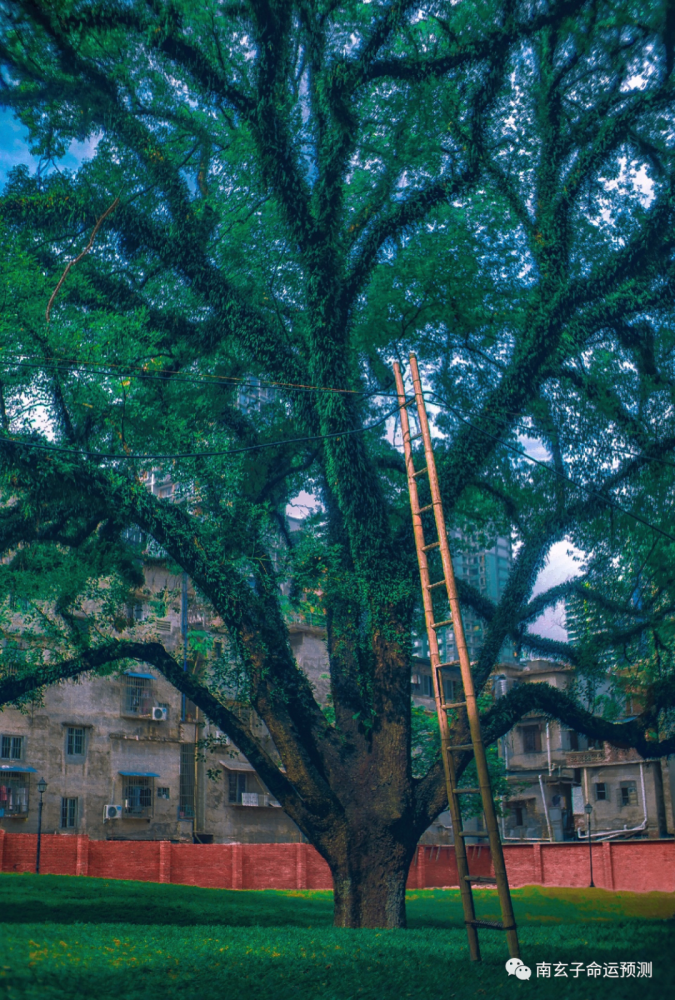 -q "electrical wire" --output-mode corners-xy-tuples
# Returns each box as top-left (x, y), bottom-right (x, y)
(2, 363), (673, 543)
(0, 402), (404, 462)
(0, 354), (398, 398)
